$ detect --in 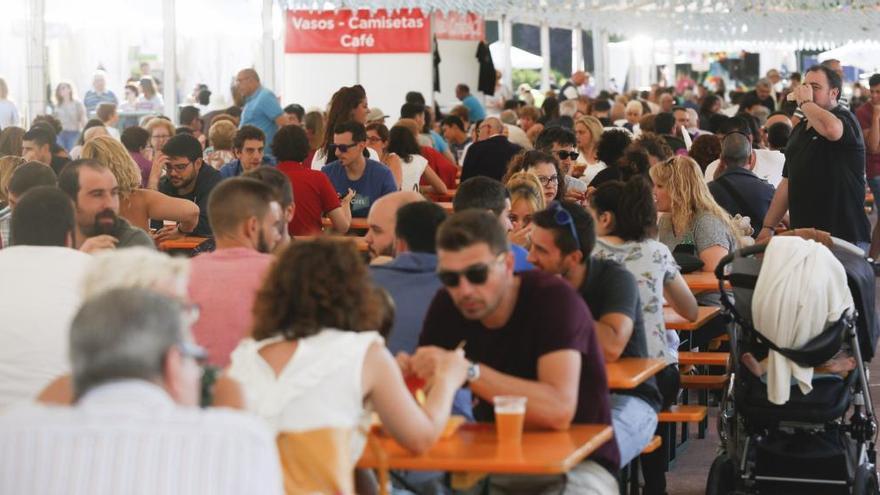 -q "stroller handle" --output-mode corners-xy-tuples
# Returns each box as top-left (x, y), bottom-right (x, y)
(714, 243), (768, 280)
